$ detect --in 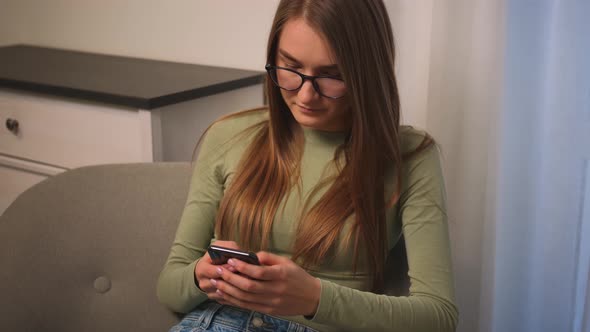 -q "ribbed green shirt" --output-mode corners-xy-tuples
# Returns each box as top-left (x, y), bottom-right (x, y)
(157, 110), (458, 332)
